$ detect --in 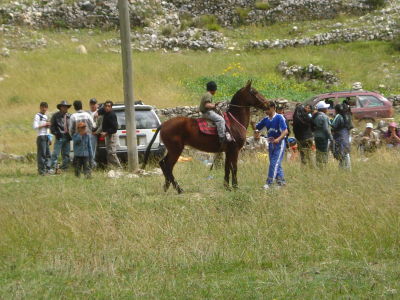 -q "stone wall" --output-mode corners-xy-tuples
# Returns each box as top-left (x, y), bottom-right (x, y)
(0, 0), (397, 53)
(154, 100), (293, 120)
(249, 23), (399, 49)
(0, 0), (375, 29)
(277, 61), (339, 85)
